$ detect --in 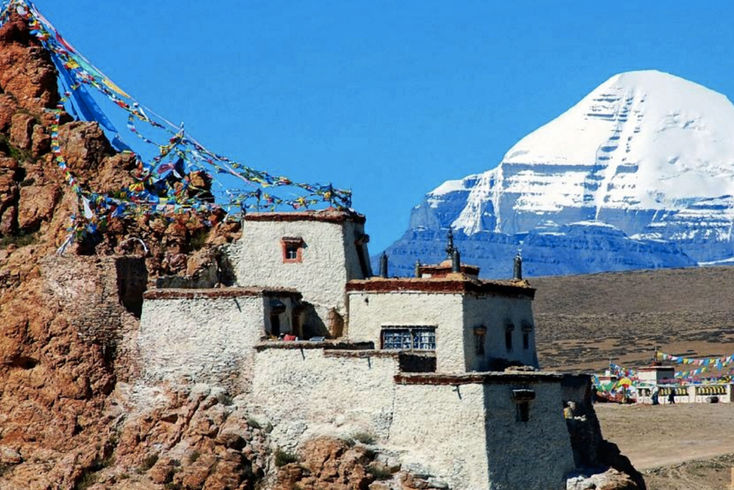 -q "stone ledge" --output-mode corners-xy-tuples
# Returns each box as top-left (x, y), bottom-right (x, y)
(143, 287), (302, 300)
(324, 350), (400, 358)
(394, 371), (563, 385)
(254, 341), (375, 351)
